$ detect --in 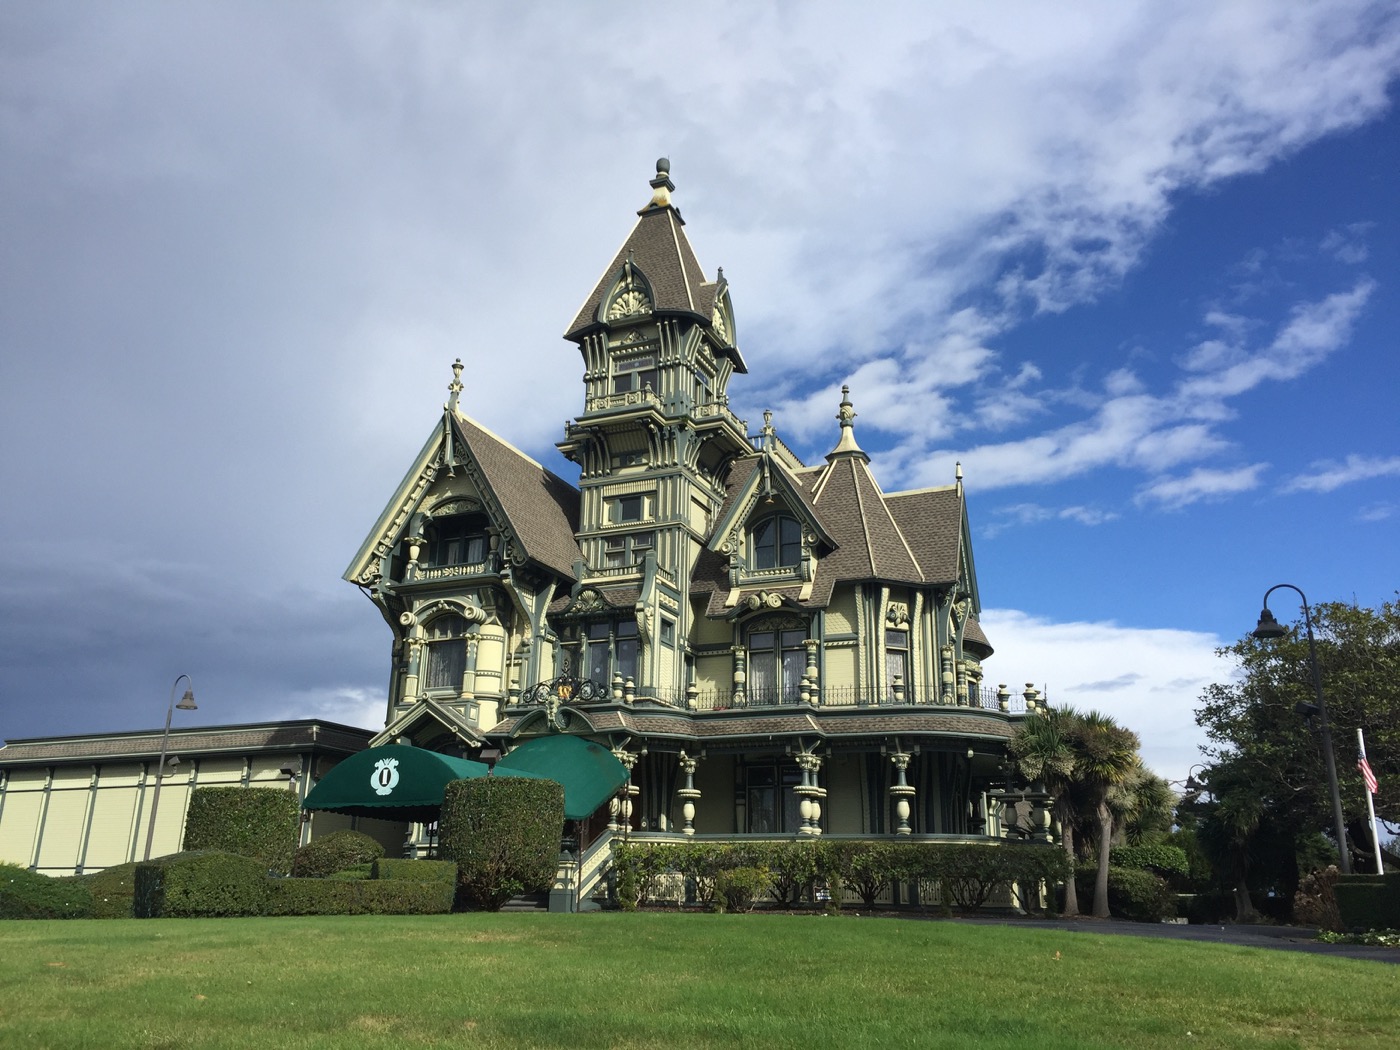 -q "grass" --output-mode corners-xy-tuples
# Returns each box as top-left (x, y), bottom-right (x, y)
(1, 913), (1396, 1049)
